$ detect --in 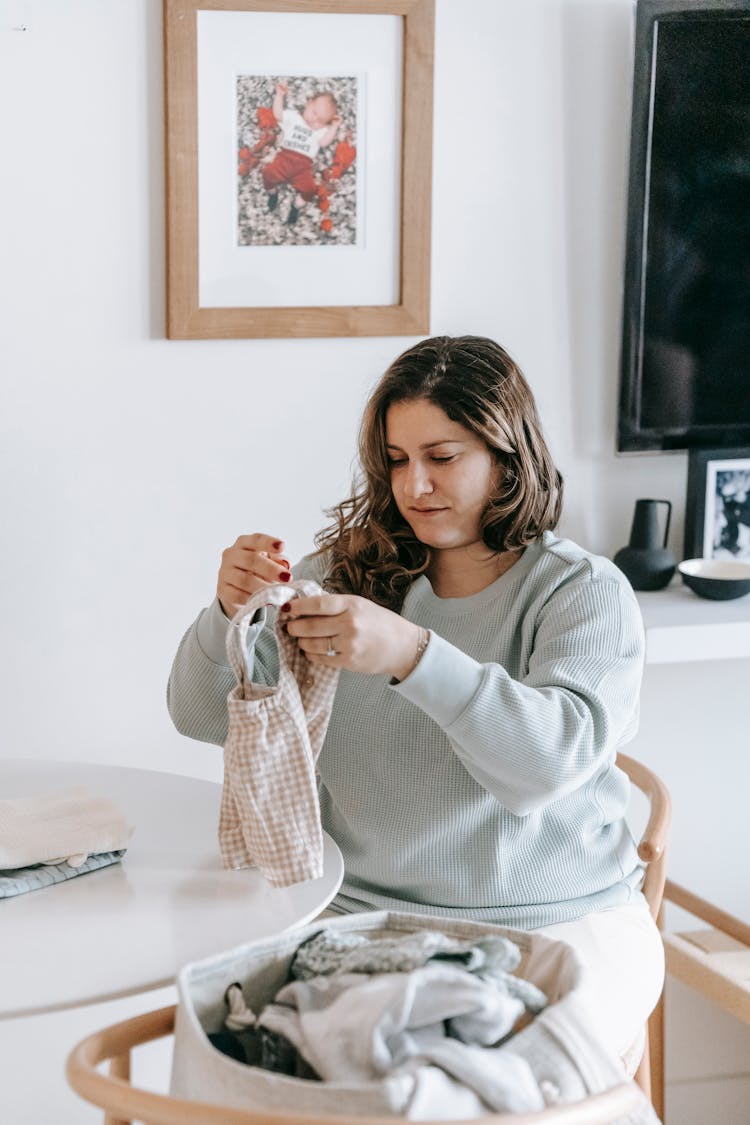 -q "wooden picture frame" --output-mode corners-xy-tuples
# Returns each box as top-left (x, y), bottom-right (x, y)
(684, 447), (750, 562)
(163, 0), (434, 339)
